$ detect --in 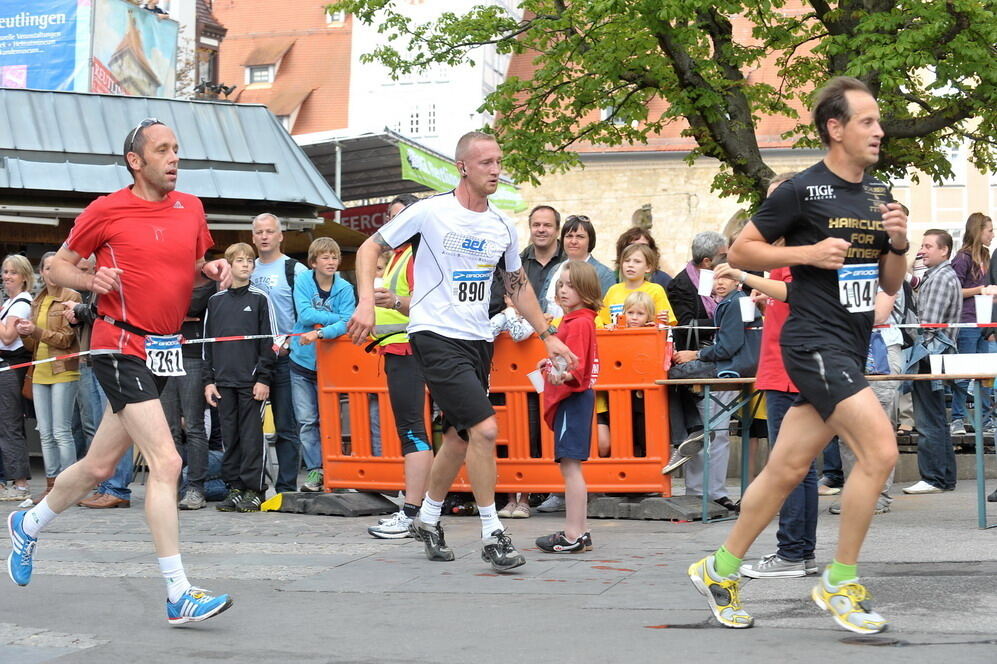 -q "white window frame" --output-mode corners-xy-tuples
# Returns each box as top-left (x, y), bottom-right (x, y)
(245, 65), (274, 85)
(326, 9), (346, 25)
